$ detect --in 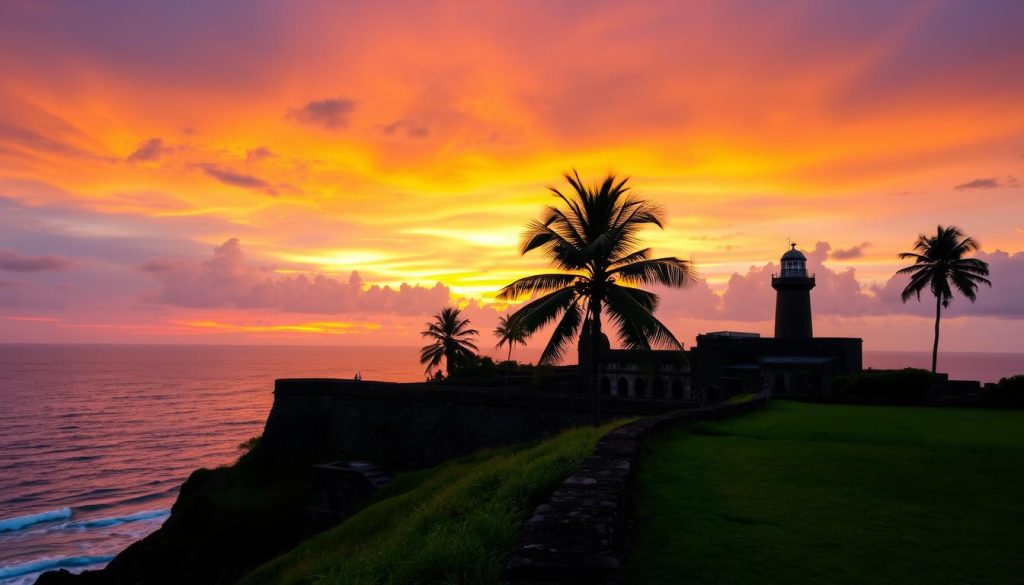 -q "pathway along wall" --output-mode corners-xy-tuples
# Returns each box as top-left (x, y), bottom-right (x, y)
(504, 392), (770, 585)
(259, 379), (701, 469)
